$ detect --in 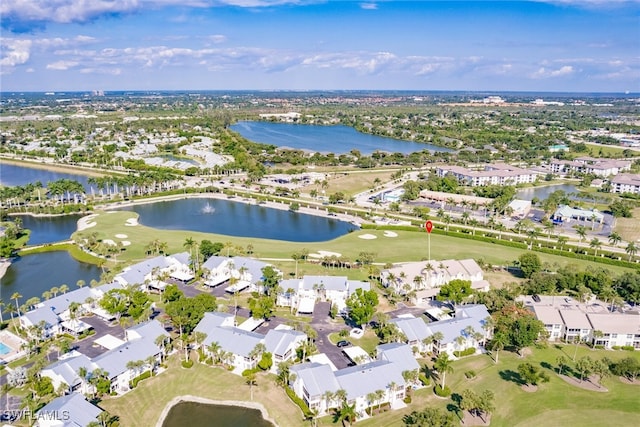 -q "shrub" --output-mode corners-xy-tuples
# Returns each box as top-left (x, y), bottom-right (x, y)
(612, 346), (621, 350)
(453, 347), (476, 358)
(464, 370), (476, 379)
(339, 329), (349, 338)
(285, 386), (312, 418)
(622, 346), (635, 351)
(181, 360), (194, 369)
(129, 371), (151, 389)
(403, 396), (412, 404)
(434, 384), (451, 397)
(595, 345), (605, 350)
(418, 373), (430, 386)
